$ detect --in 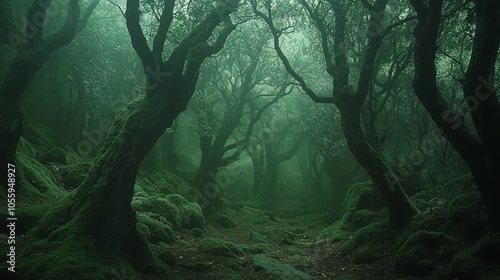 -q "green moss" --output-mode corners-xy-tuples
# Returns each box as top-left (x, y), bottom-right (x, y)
(395, 230), (457, 276)
(21, 224), (141, 280)
(136, 171), (192, 198)
(213, 214), (236, 229)
(341, 222), (385, 264)
(450, 235), (500, 278)
(317, 212), (353, 242)
(447, 188), (488, 242)
(351, 244), (381, 264)
(166, 194), (205, 230)
(13, 138), (65, 203)
(352, 209), (377, 228)
(342, 182), (372, 213)
(136, 212), (177, 244)
(38, 147), (67, 164)
(199, 238), (244, 258)
(239, 243), (272, 254)
(238, 206), (269, 225)
(132, 196), (181, 230)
